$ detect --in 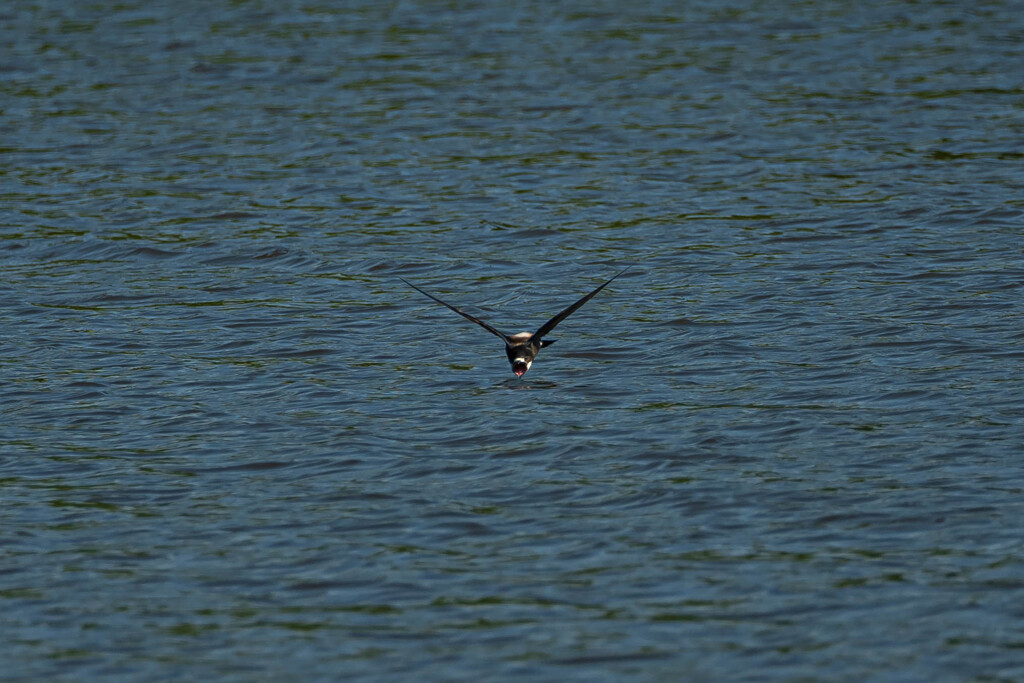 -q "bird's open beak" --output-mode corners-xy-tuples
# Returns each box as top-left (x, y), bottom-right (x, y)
(512, 361), (529, 377)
